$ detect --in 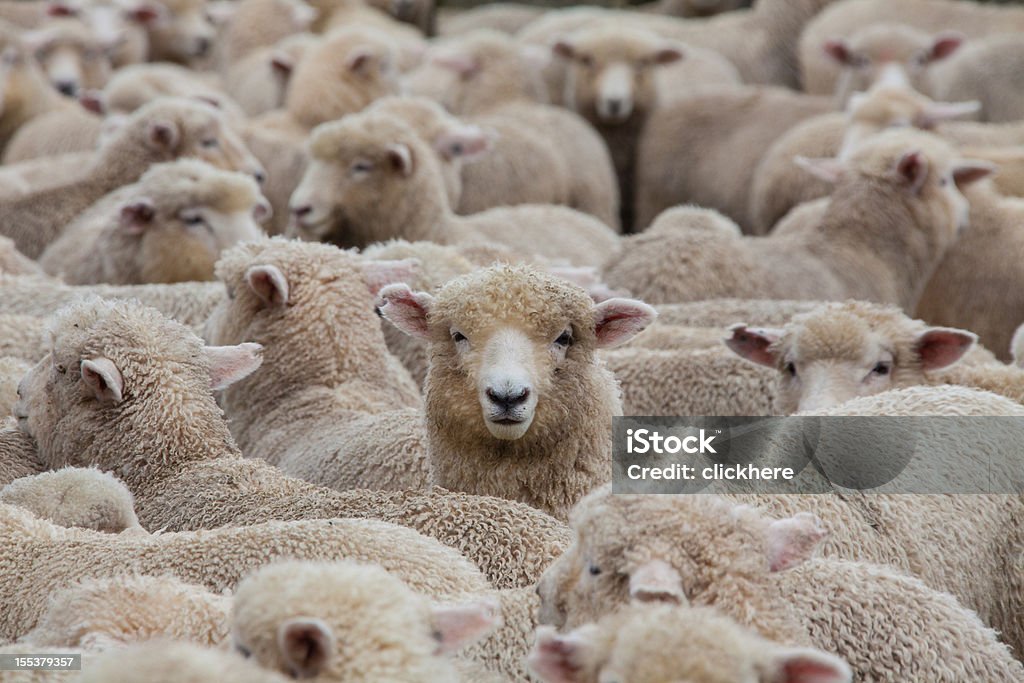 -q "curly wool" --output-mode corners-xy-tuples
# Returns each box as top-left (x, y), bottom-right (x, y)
(0, 467), (143, 534)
